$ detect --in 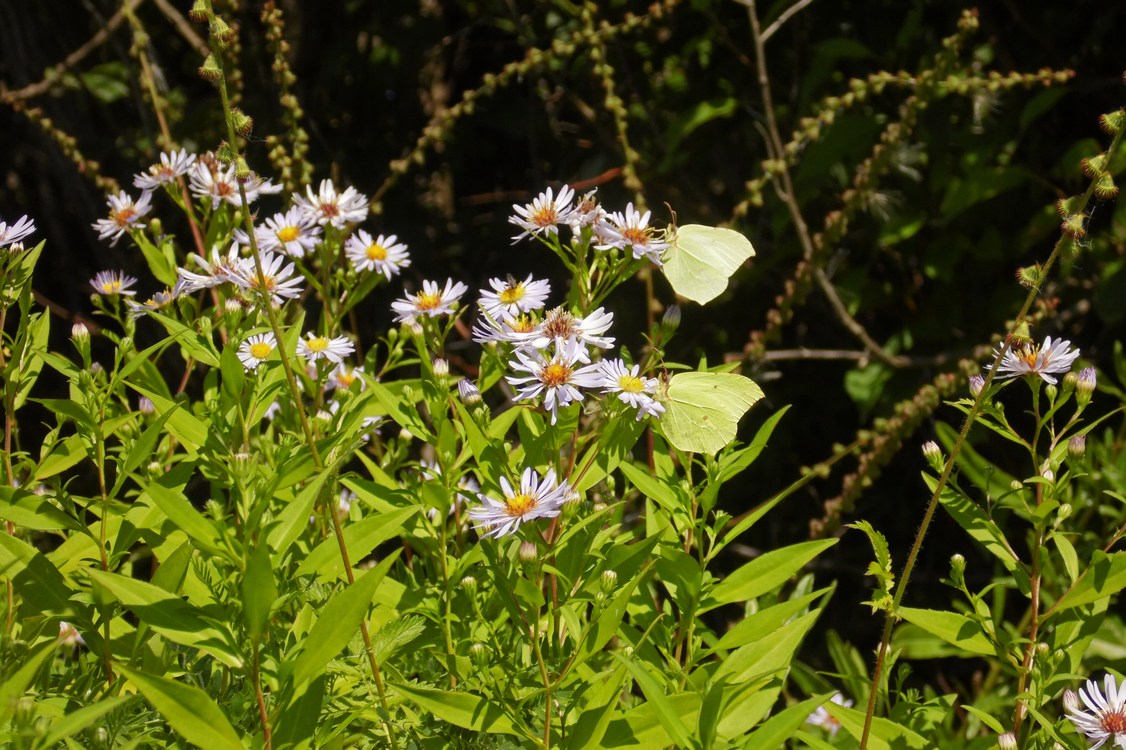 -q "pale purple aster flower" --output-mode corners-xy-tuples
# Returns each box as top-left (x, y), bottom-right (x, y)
(92, 190), (153, 245)
(596, 358), (665, 420)
(189, 156), (281, 209)
(391, 278), (468, 323)
(0, 215), (36, 248)
(327, 362), (365, 391)
(237, 332), (277, 371)
(235, 251), (304, 305)
(173, 243), (247, 297)
(255, 207), (321, 258)
(596, 202), (669, 265)
(126, 289), (174, 319)
(514, 306), (615, 358)
(344, 230), (410, 279)
(1065, 674), (1126, 749)
(133, 149), (197, 190)
(468, 467), (570, 538)
(298, 332), (355, 364)
(90, 270), (138, 297)
(292, 179), (368, 228)
(995, 336), (1080, 385)
(507, 337), (603, 424)
(478, 274), (551, 321)
(509, 185), (575, 243)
